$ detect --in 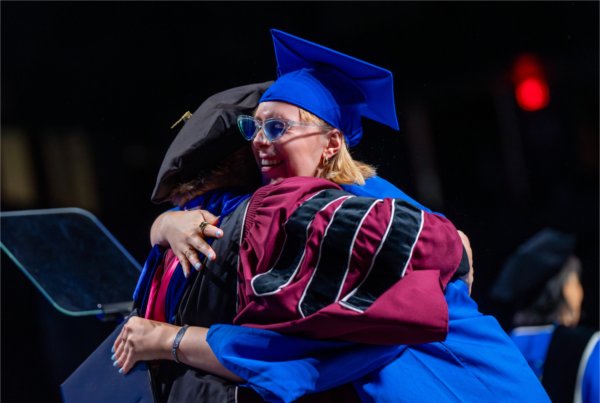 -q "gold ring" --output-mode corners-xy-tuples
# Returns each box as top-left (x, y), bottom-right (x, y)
(199, 221), (210, 235)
